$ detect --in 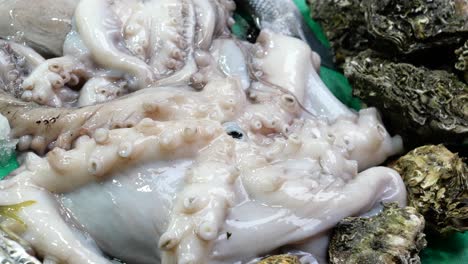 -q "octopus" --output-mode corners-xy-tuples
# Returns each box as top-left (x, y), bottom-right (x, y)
(0, 1), (406, 264)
